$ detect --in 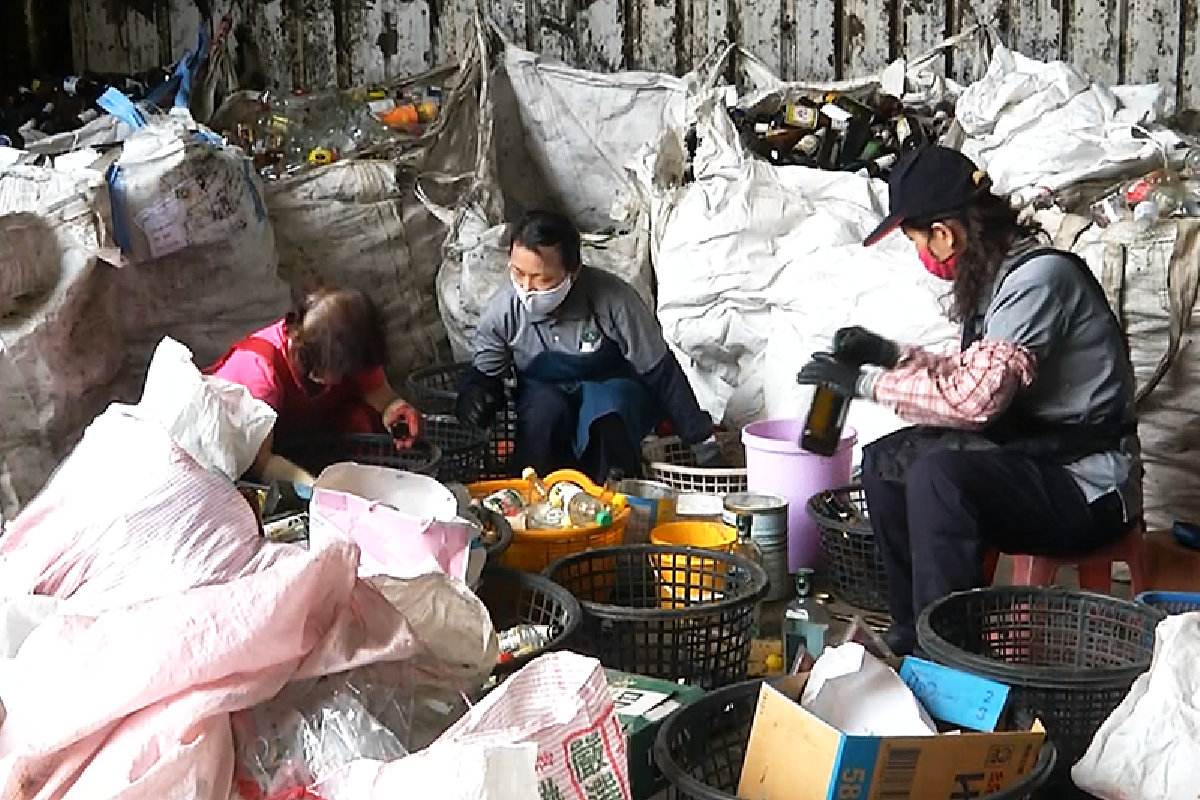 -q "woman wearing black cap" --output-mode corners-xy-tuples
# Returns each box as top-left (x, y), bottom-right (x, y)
(796, 145), (1140, 656)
